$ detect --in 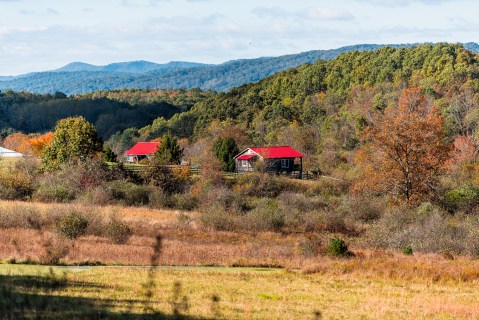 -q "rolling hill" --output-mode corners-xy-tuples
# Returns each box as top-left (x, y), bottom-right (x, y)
(0, 42), (477, 95)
